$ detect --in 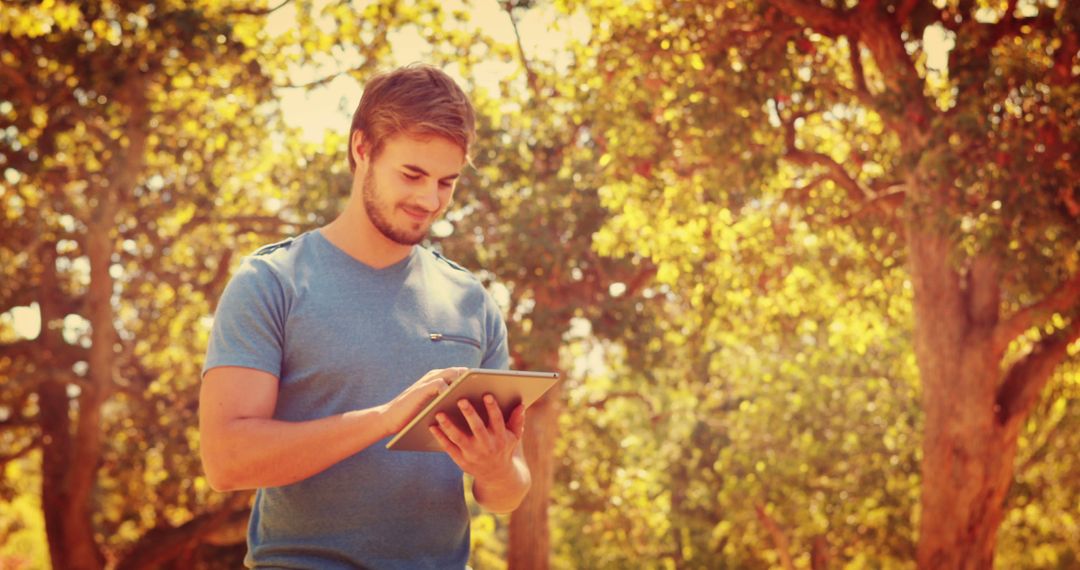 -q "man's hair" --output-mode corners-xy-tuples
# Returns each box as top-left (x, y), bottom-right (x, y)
(347, 63), (476, 173)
